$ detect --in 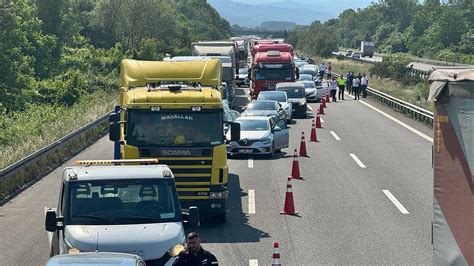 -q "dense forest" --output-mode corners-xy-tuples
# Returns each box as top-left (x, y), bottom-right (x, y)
(287, 0), (473, 64)
(0, 0), (231, 115)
